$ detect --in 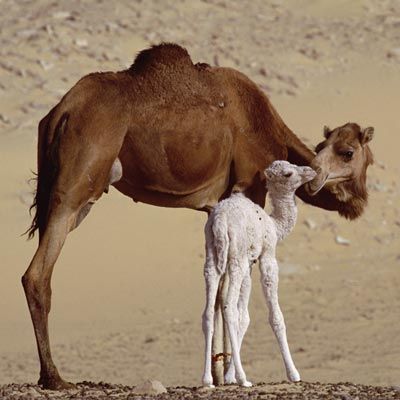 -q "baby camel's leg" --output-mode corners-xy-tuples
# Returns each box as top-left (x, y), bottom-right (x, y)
(224, 271), (251, 384)
(259, 255), (300, 382)
(202, 253), (222, 387)
(223, 260), (252, 387)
